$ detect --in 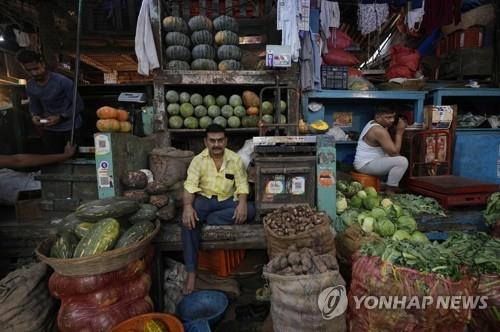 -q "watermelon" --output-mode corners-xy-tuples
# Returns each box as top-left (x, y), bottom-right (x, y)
(207, 105), (221, 118)
(233, 105), (246, 117)
(203, 95), (216, 107)
(168, 115), (183, 128)
(194, 105), (208, 117)
(262, 114), (273, 123)
(184, 116), (199, 129)
(216, 95), (227, 107)
(167, 103), (180, 115)
(115, 221), (155, 248)
(280, 114), (287, 123)
(242, 115), (259, 127)
(280, 100), (287, 113)
(180, 103), (194, 117)
(262, 101), (273, 115)
(190, 93), (203, 106)
(221, 105), (234, 118)
(179, 92), (190, 103)
(165, 90), (179, 103)
(229, 95), (243, 107)
(199, 116), (212, 129)
(213, 116), (227, 128)
(73, 218), (120, 258)
(227, 116), (241, 128)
